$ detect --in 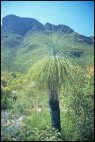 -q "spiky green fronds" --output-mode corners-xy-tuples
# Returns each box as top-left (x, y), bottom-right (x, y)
(28, 55), (78, 89)
(27, 31), (82, 90)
